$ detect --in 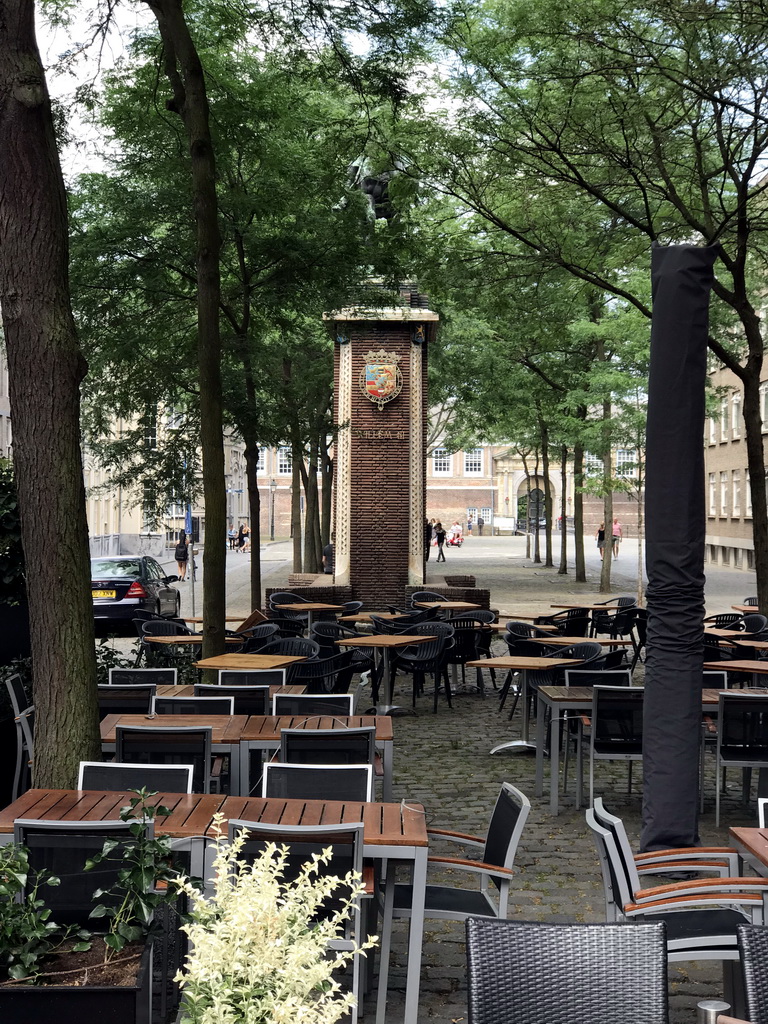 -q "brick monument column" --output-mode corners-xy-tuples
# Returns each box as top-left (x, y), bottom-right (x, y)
(326, 291), (438, 608)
